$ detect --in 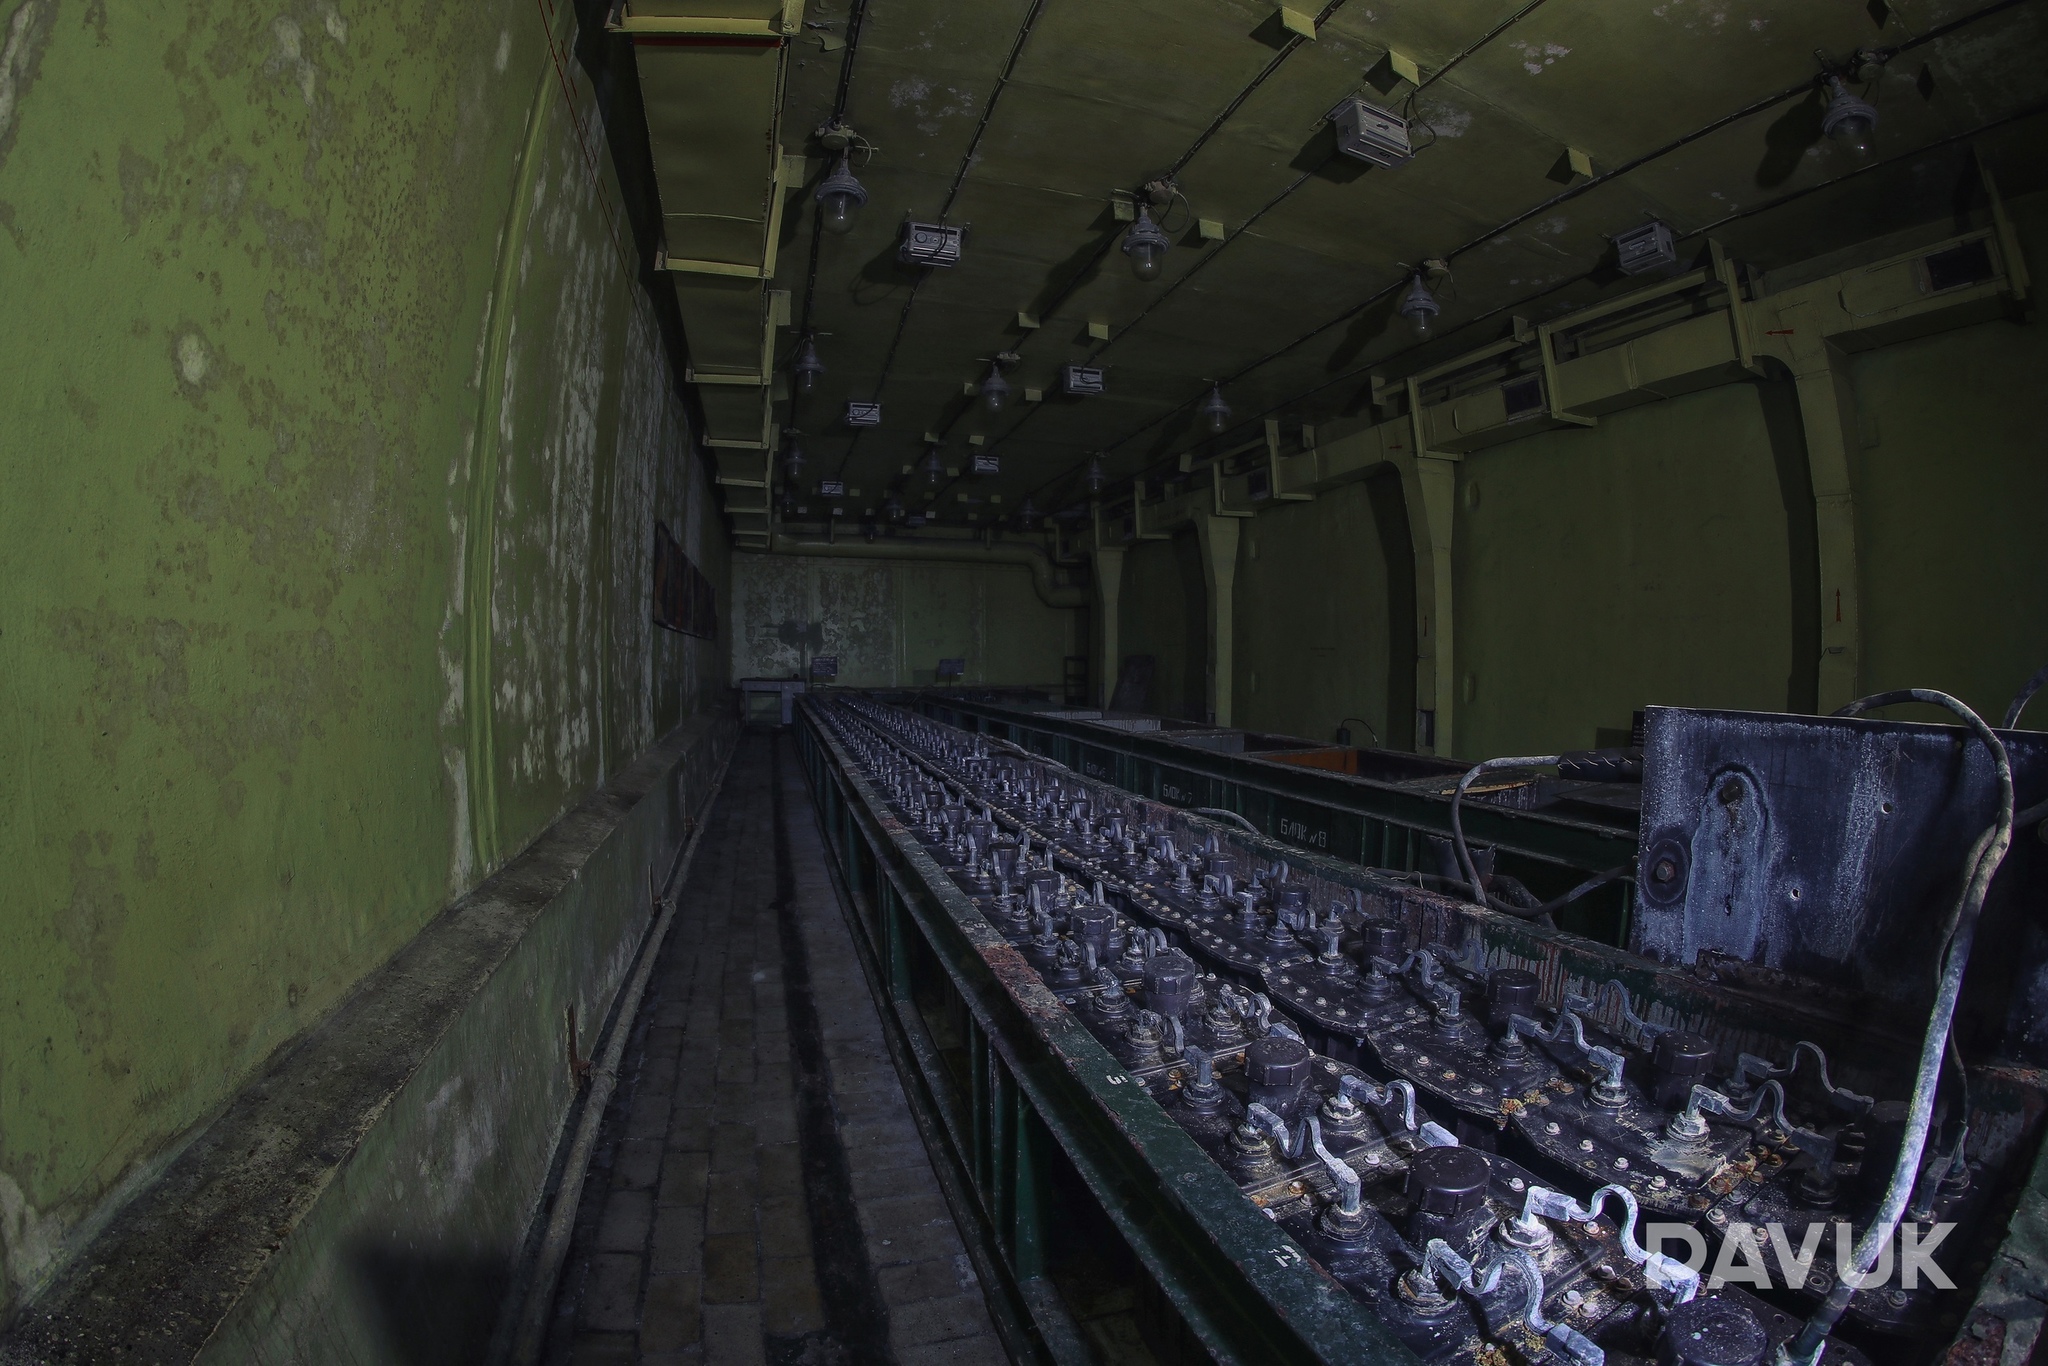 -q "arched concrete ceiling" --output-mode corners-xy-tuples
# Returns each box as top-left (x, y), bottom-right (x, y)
(686, 0), (2048, 526)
